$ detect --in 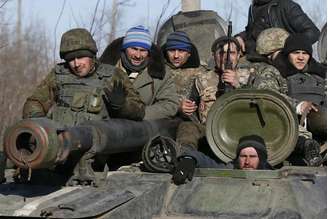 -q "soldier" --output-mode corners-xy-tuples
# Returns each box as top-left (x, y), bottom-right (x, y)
(175, 36), (242, 152)
(172, 36), (243, 184)
(23, 28), (145, 123)
(273, 34), (326, 166)
(246, 28), (325, 166)
(235, 0), (320, 56)
(233, 135), (273, 170)
(172, 135), (272, 185)
(100, 25), (179, 120)
(161, 31), (207, 121)
(7, 28), (146, 182)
